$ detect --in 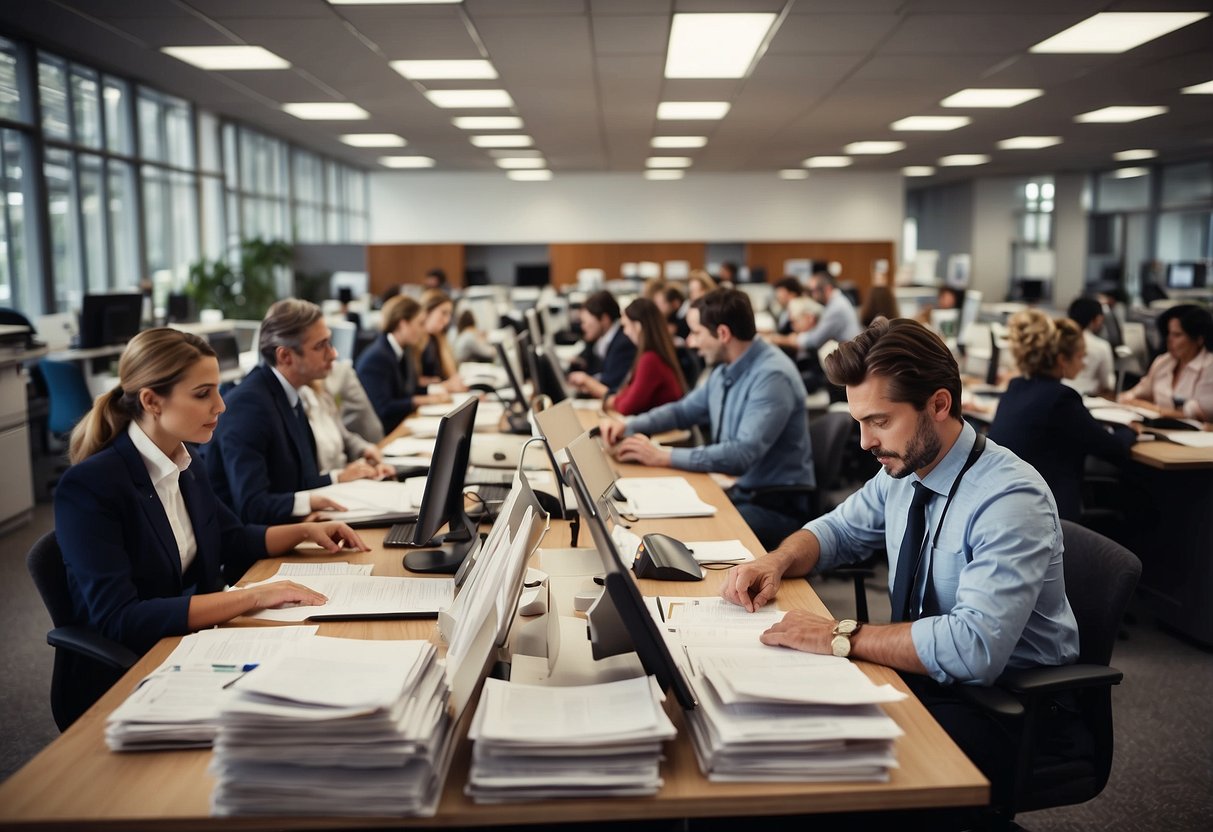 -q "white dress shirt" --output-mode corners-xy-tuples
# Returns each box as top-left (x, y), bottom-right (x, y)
(127, 420), (197, 574)
(1065, 330), (1116, 396)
